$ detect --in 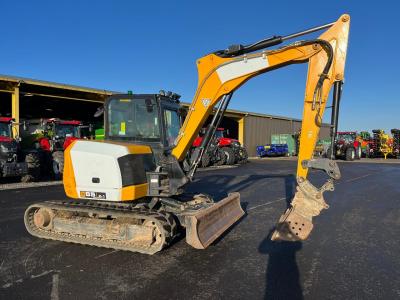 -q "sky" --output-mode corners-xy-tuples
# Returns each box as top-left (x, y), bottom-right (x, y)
(0, 1), (398, 132)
